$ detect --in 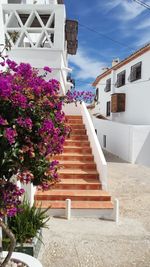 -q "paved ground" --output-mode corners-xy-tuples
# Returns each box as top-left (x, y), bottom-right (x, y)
(38, 151), (150, 267)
